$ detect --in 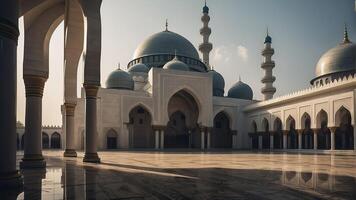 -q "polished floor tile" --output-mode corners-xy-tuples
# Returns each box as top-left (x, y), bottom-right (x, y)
(10, 151), (356, 199)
